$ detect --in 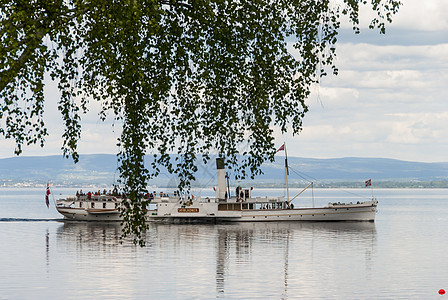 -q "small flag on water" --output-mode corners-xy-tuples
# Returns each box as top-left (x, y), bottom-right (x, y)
(45, 182), (51, 208)
(276, 143), (285, 153)
(365, 179), (372, 187)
